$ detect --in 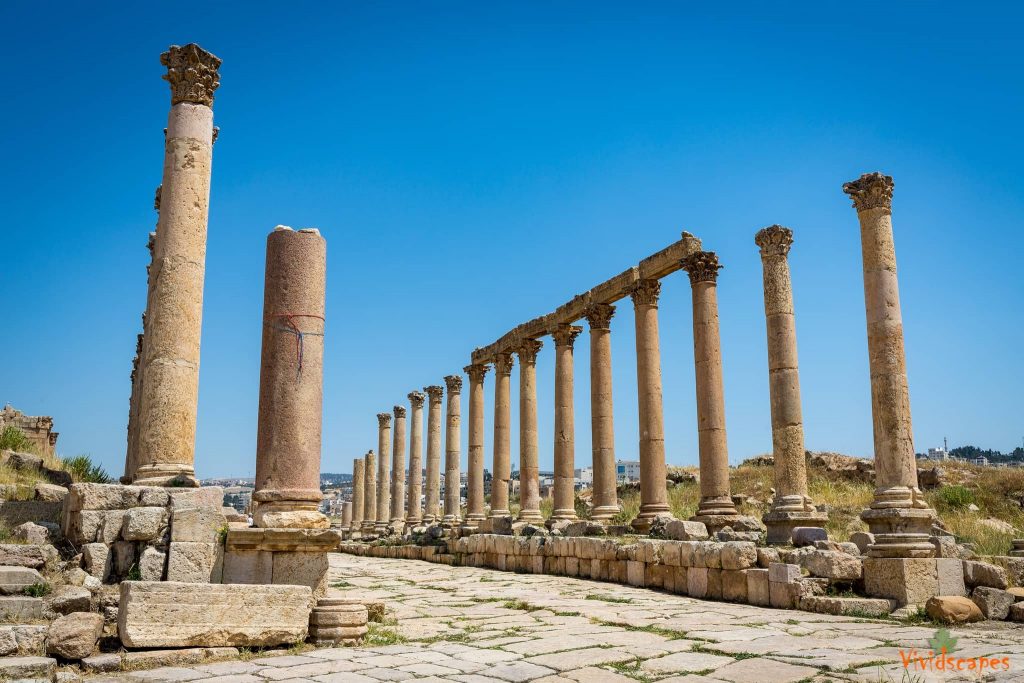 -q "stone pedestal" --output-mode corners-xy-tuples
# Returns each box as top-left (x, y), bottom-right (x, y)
(134, 44), (221, 487)
(681, 253), (741, 532)
(442, 376), (463, 525)
(406, 392), (425, 526)
(551, 325), (582, 521)
(390, 406), (406, 527)
(490, 353), (514, 518)
(375, 414), (391, 533)
(863, 557), (940, 606)
(585, 304), (619, 521)
(361, 450), (376, 535)
(465, 364), (490, 527)
(223, 527), (340, 601)
(754, 227), (826, 543)
(253, 227), (328, 530)
(423, 386), (444, 523)
(843, 173), (934, 558)
(517, 340), (544, 523)
(351, 458), (364, 533)
(630, 280), (670, 532)
(309, 599), (367, 645)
